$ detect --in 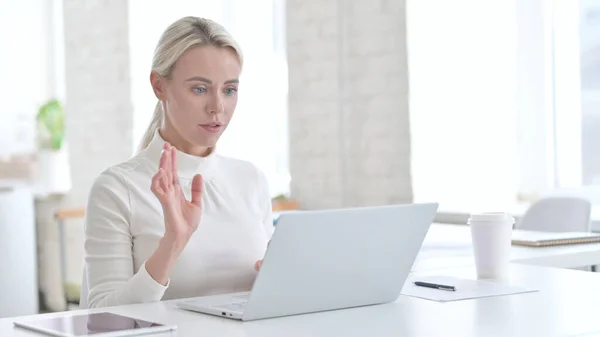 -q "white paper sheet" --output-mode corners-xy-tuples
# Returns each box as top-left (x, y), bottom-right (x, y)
(401, 275), (538, 302)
